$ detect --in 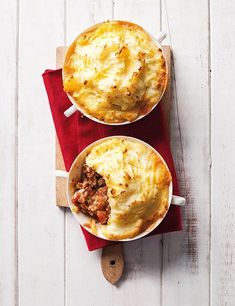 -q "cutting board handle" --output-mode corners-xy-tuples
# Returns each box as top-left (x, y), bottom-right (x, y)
(101, 244), (124, 285)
